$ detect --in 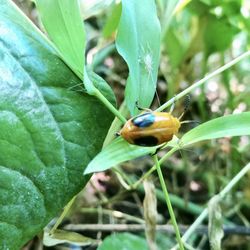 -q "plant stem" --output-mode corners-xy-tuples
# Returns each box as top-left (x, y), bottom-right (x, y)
(171, 162), (250, 249)
(49, 195), (76, 235)
(94, 88), (127, 124)
(153, 154), (184, 250)
(133, 147), (178, 189)
(103, 101), (129, 147)
(156, 51), (250, 112)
